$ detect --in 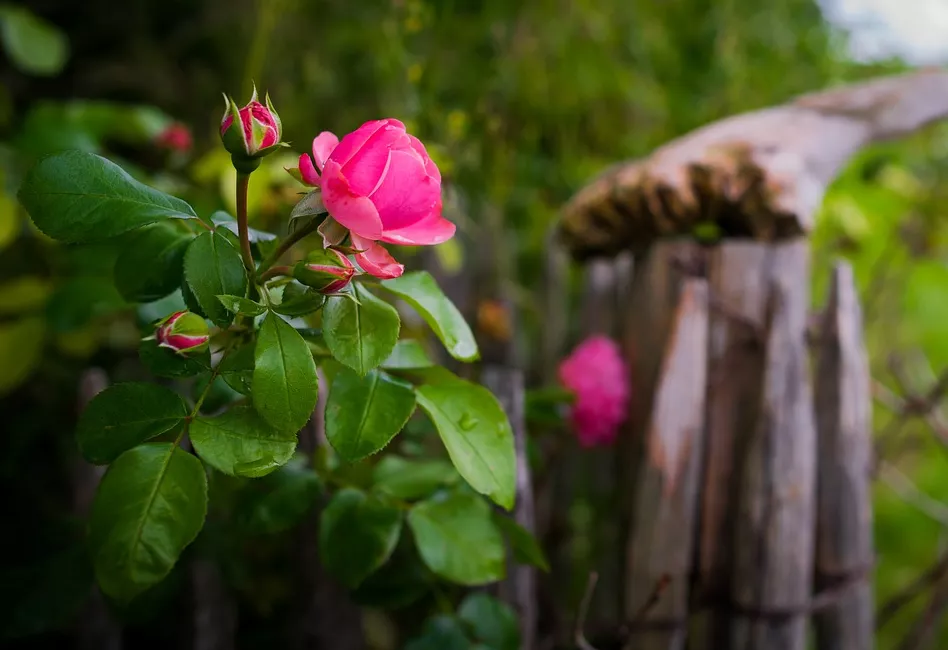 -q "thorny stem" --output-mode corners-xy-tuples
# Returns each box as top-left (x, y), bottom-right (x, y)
(235, 173), (256, 276)
(256, 217), (323, 279)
